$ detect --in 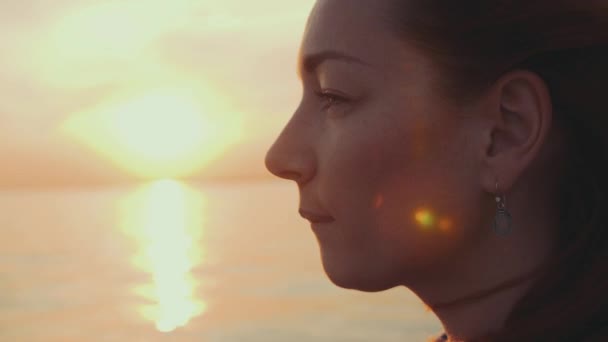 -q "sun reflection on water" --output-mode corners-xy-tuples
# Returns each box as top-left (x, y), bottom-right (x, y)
(117, 179), (207, 332)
